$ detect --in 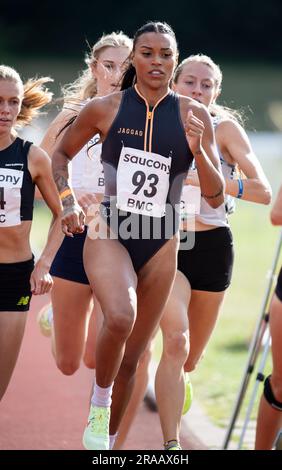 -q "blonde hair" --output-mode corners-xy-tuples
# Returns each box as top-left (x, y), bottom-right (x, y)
(0, 65), (53, 128)
(62, 31), (132, 104)
(174, 54), (244, 124)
